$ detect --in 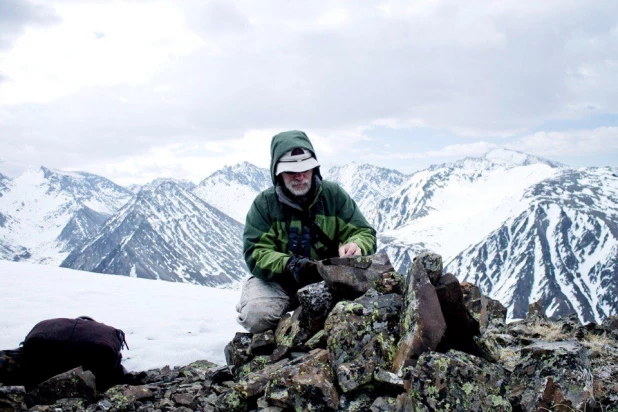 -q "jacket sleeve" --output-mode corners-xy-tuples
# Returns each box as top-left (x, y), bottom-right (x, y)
(243, 194), (290, 281)
(334, 185), (377, 255)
